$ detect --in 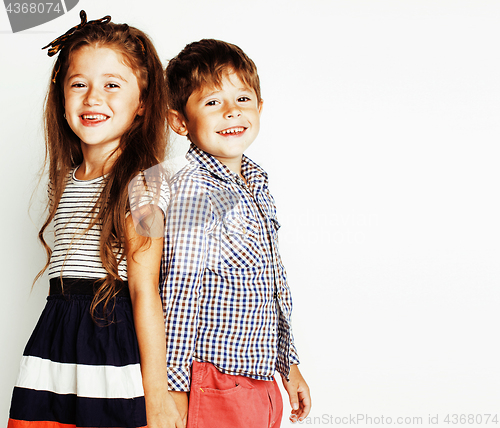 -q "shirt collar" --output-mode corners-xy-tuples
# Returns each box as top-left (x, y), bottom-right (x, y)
(186, 143), (268, 187)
